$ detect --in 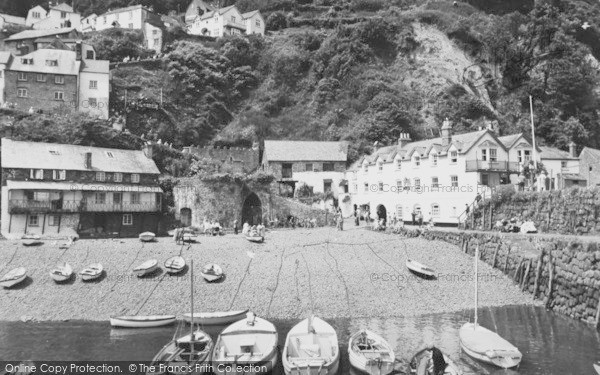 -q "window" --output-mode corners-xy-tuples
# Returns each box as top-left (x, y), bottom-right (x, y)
(364, 183), (369, 192)
(123, 214), (133, 226)
(396, 180), (402, 191)
(305, 163), (313, 172)
(17, 88), (28, 98)
(153, 38), (159, 47)
(54, 91), (64, 101)
(481, 149), (487, 162)
(131, 174), (140, 183)
(33, 192), (49, 201)
(256, 20), (261, 27)
(450, 151), (458, 164)
(32, 11), (40, 18)
(282, 164), (292, 178)
(323, 163), (334, 172)
(518, 150), (531, 164)
(37, 74), (46, 82)
(86, 50), (94, 59)
(61, 11), (67, 18)
(46, 60), (58, 66)
(452, 206), (457, 217)
(95, 192), (106, 204)
(29, 169), (43, 180)
(113, 172), (122, 182)
(489, 148), (497, 162)
(231, 16), (236, 22)
(363, 163), (368, 173)
(432, 177), (439, 188)
(131, 193), (141, 205)
(55, 75), (64, 84)
(128, 23), (133, 29)
(413, 155), (420, 167)
(377, 162), (383, 171)
(113, 192), (122, 205)
(451, 175), (458, 187)
(152, 30), (158, 35)
(48, 215), (60, 226)
(324, 180), (332, 192)
(431, 154), (438, 166)
(561, 161), (567, 168)
(18, 72), (27, 81)
(88, 98), (97, 107)
(481, 173), (489, 186)
(28, 215), (39, 227)
(103, 16), (107, 24)
(414, 178), (421, 188)
(404, 178), (410, 188)
(52, 170), (65, 180)
(89, 80), (98, 89)
(96, 171), (106, 181)
(431, 204), (440, 217)
(396, 158), (401, 170)
(396, 205), (403, 219)
(21, 58), (33, 65)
